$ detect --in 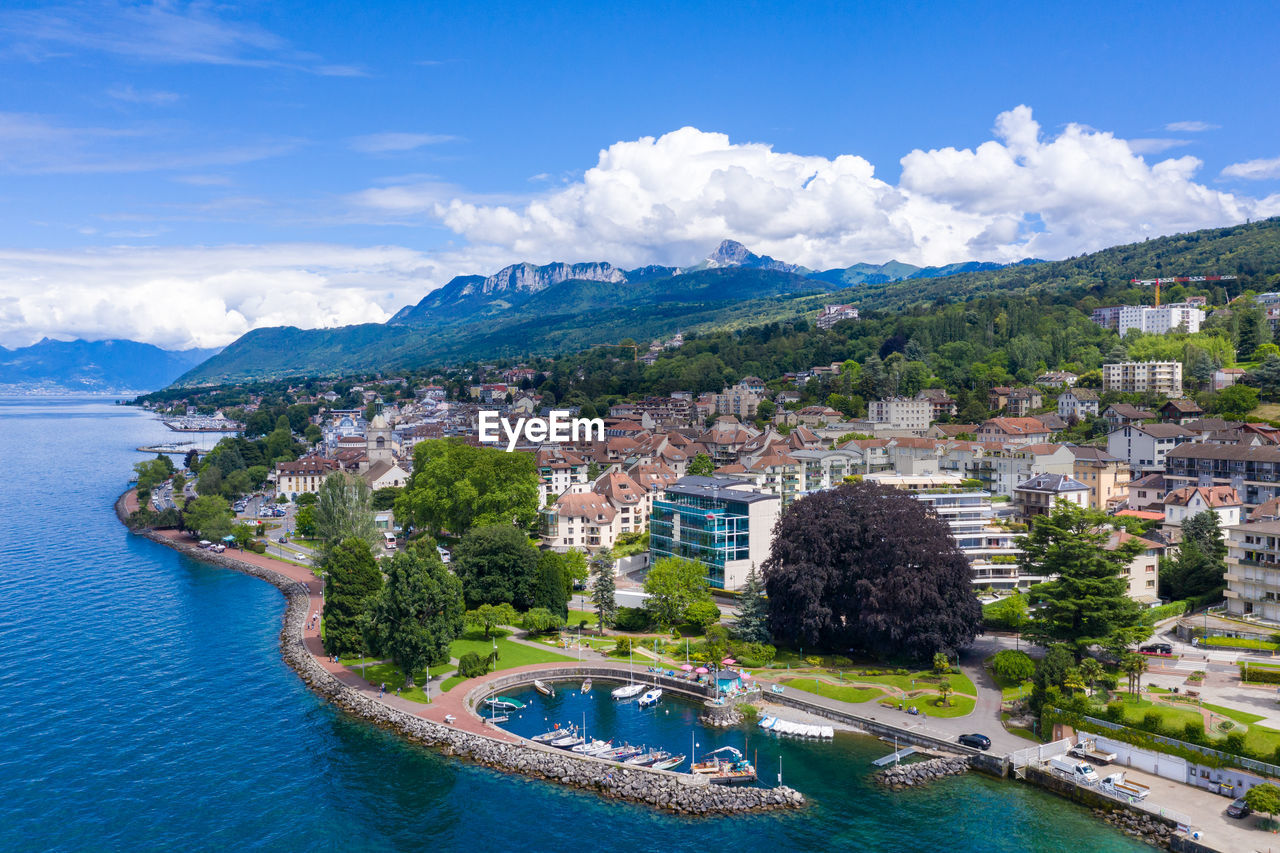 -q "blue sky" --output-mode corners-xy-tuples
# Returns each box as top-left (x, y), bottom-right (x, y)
(0, 0), (1277, 349)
